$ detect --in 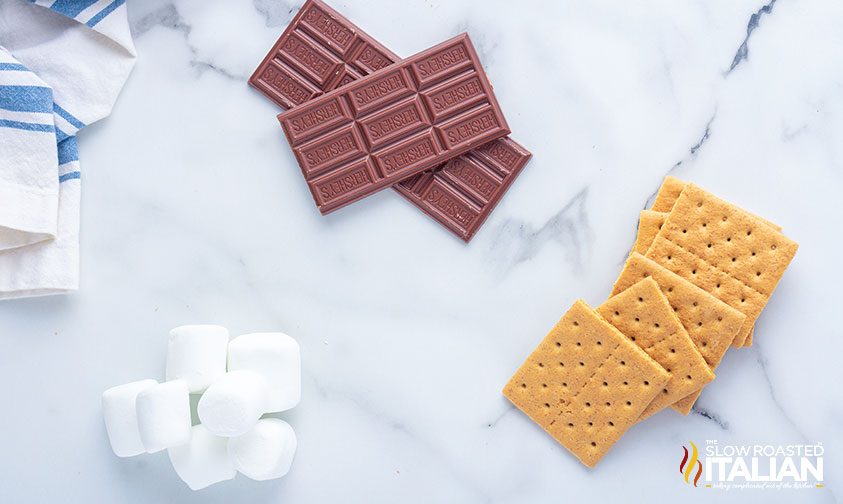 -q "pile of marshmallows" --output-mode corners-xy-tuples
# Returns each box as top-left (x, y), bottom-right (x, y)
(101, 326), (301, 490)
